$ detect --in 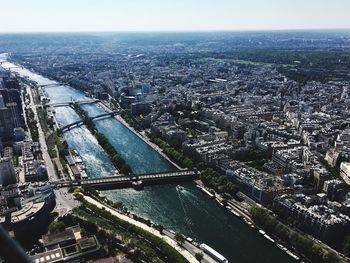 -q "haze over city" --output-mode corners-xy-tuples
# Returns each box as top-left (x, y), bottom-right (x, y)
(0, 0), (350, 32)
